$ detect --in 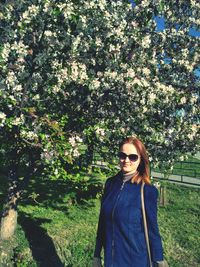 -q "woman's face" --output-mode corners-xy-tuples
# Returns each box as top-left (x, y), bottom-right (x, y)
(119, 143), (140, 173)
